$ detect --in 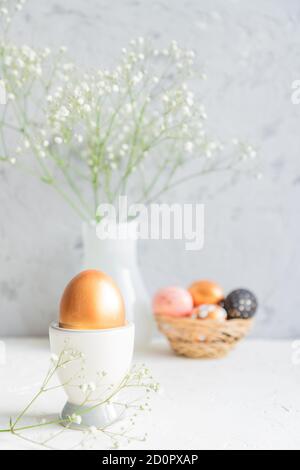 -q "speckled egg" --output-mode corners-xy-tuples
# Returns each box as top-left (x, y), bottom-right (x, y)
(224, 289), (258, 320)
(192, 304), (227, 321)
